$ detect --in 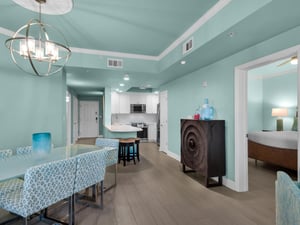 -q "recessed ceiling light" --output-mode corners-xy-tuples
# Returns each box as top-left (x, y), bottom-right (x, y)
(146, 84), (152, 88)
(139, 86), (146, 90)
(180, 60), (186, 65)
(120, 83), (125, 87)
(290, 57), (298, 65)
(123, 74), (130, 81)
(154, 91), (159, 94)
